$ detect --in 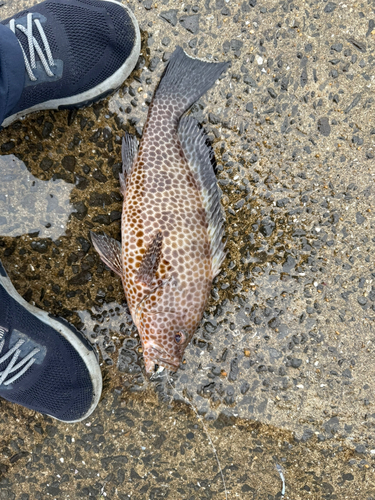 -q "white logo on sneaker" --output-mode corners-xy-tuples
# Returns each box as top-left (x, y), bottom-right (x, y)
(0, 327), (8, 340)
